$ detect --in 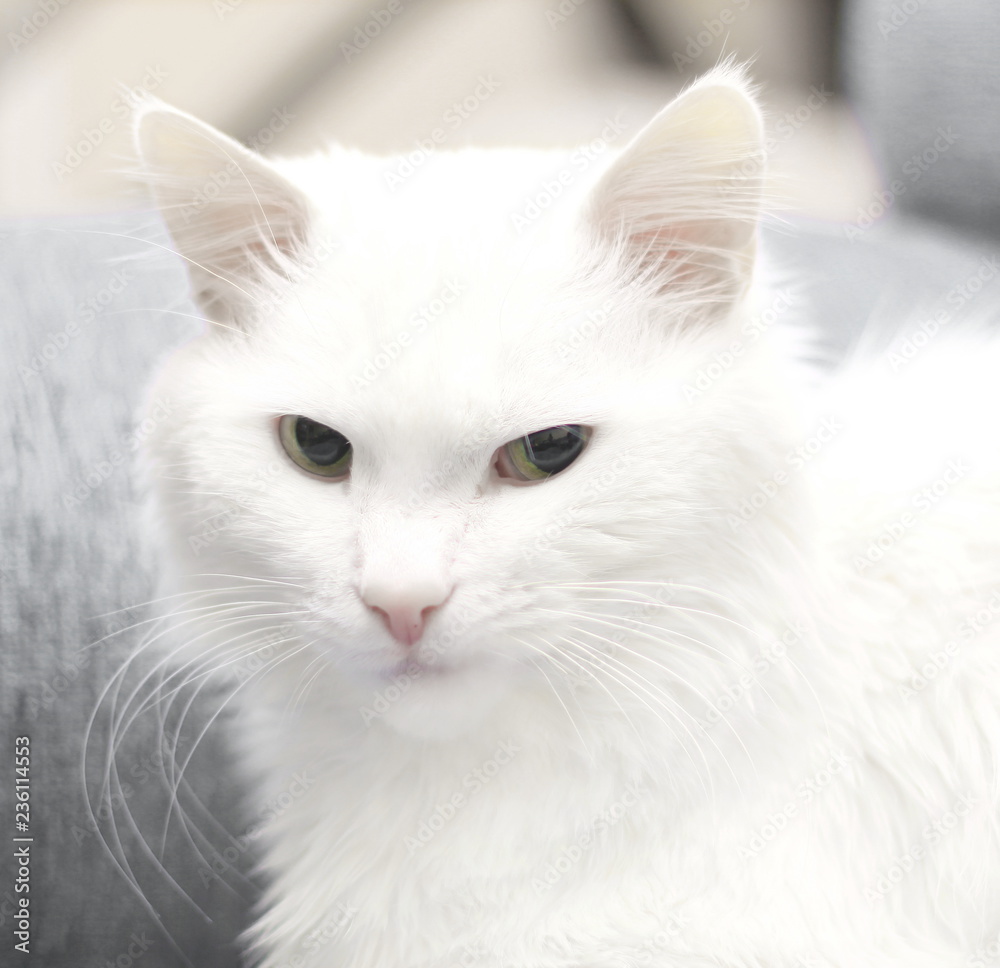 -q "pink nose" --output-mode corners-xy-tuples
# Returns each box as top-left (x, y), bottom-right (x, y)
(362, 579), (451, 648)
(369, 604), (435, 647)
